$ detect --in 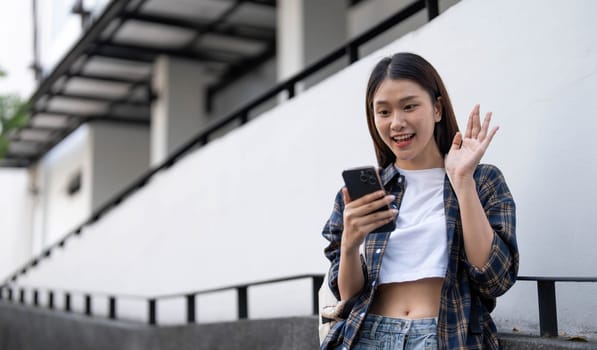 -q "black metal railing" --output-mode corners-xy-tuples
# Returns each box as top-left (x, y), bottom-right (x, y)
(516, 276), (597, 337)
(1, 275), (596, 340)
(0, 274), (324, 326)
(3, 0), (441, 286)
